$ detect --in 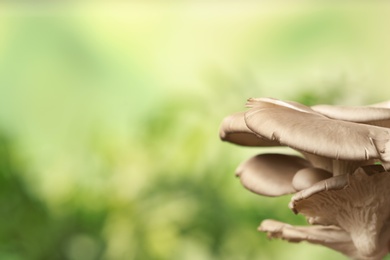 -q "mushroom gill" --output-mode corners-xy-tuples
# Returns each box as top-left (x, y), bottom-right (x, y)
(285, 165), (390, 259)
